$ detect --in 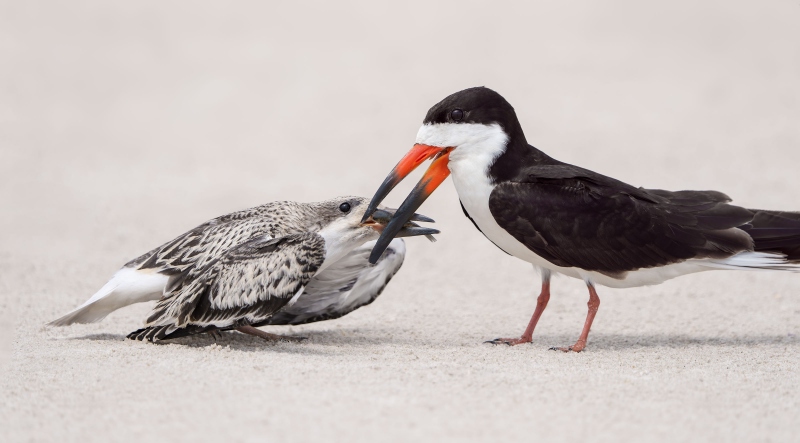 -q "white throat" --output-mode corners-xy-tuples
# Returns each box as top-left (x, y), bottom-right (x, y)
(416, 121), (508, 240)
(416, 123), (508, 178)
(317, 221), (374, 273)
